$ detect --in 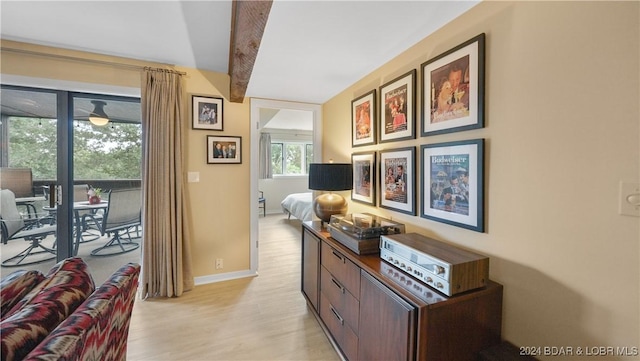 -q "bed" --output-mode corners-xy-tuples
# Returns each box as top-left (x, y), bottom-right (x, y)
(281, 192), (313, 221)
